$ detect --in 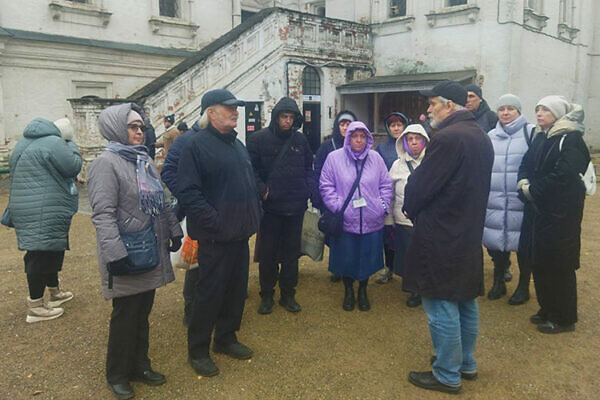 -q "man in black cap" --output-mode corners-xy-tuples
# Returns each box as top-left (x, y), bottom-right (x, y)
(464, 84), (498, 133)
(177, 89), (261, 377)
(402, 80), (494, 394)
(246, 97), (315, 315)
